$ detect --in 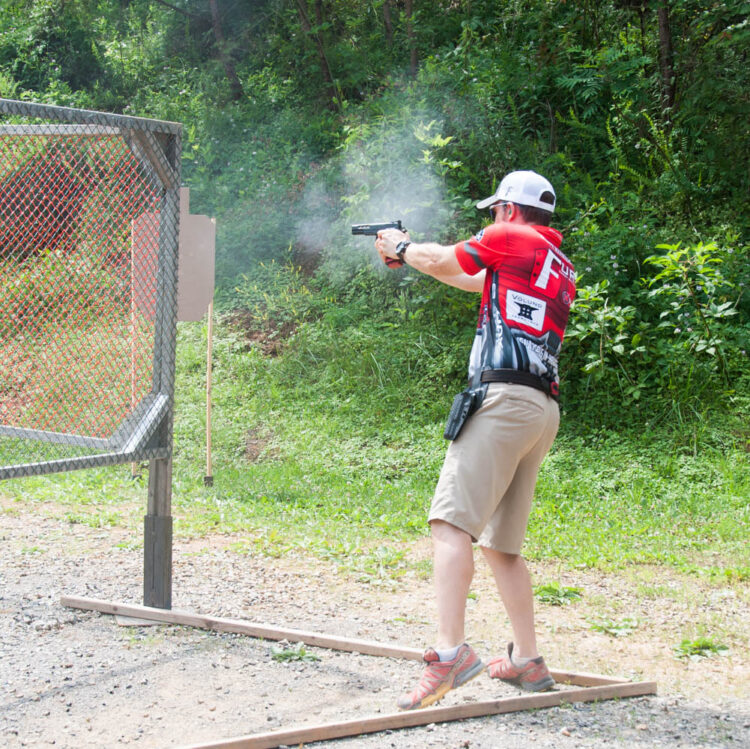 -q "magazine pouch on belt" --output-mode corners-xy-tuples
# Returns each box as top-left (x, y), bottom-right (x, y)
(443, 383), (488, 441)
